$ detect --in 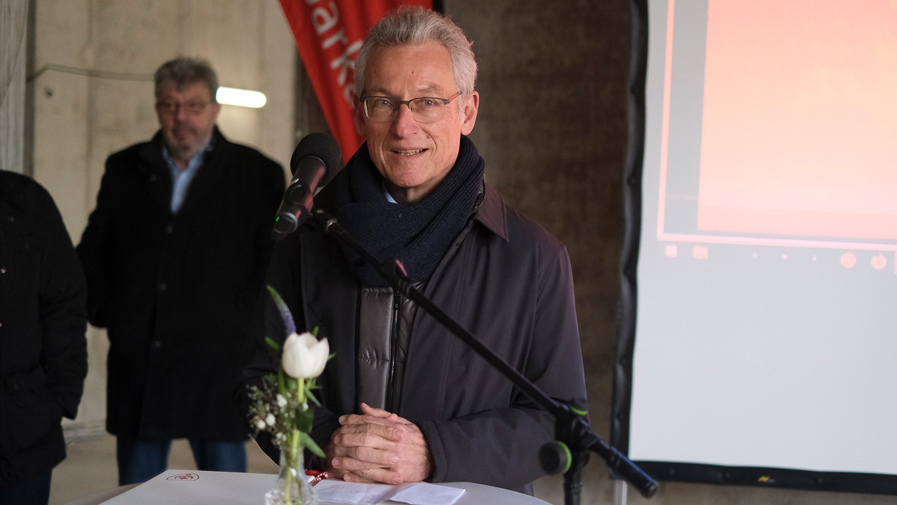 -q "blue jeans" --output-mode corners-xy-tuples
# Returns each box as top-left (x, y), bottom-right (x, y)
(0, 470), (51, 505)
(116, 437), (247, 485)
